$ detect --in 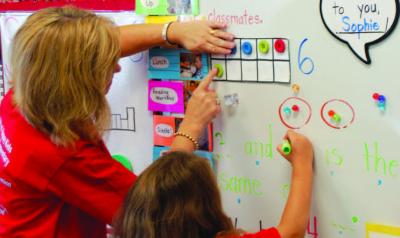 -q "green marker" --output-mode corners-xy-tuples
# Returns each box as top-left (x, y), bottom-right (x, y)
(282, 140), (292, 155)
(112, 154), (133, 172)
